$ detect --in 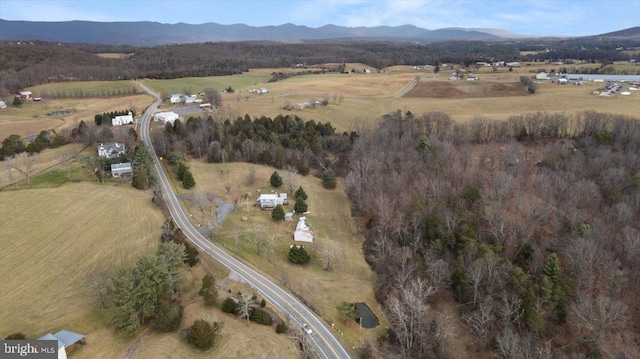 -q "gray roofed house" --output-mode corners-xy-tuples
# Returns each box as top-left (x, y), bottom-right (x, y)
(97, 142), (125, 159)
(111, 162), (132, 177)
